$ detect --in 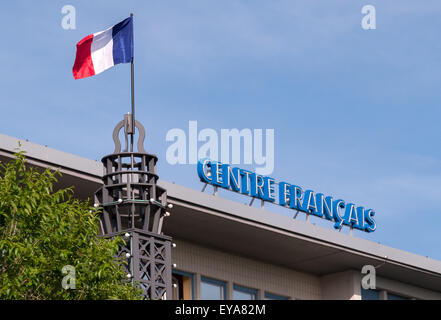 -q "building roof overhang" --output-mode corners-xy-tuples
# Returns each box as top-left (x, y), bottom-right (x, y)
(1, 134), (440, 293)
